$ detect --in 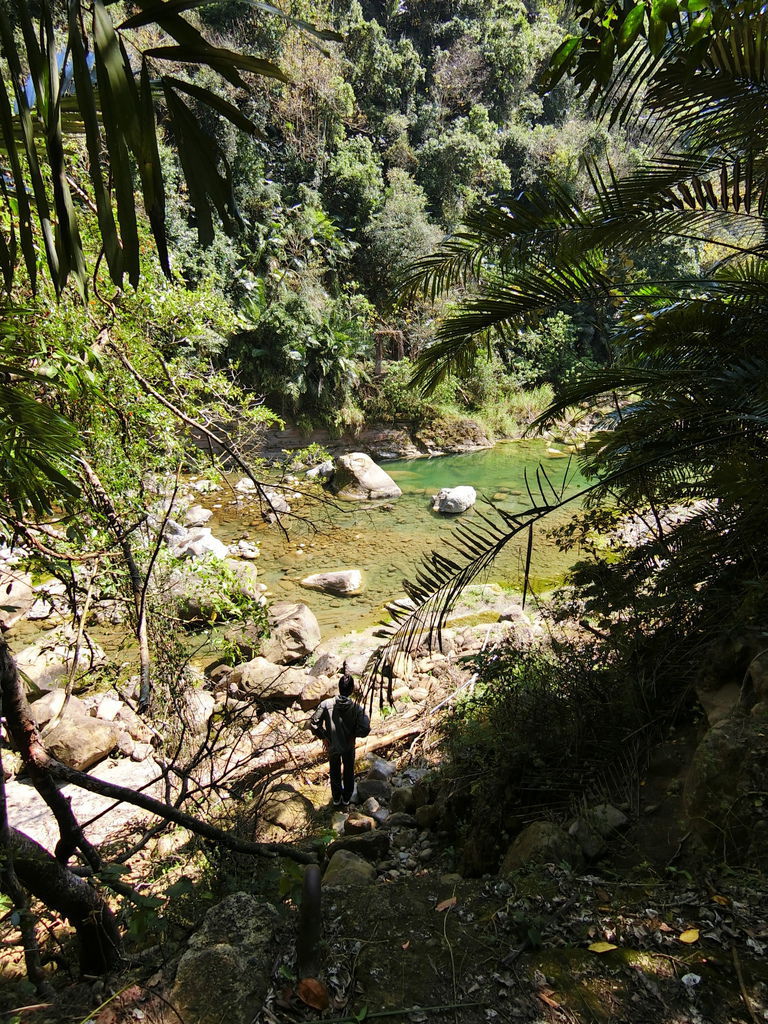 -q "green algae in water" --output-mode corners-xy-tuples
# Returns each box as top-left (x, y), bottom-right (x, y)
(211, 440), (588, 637)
